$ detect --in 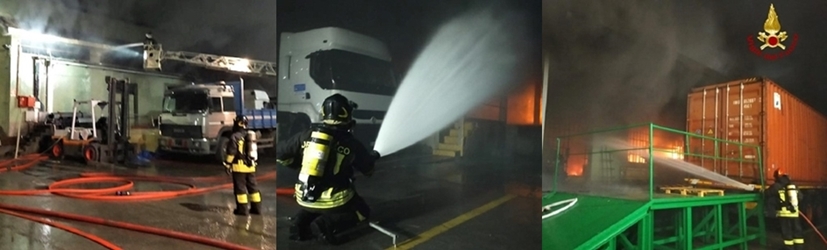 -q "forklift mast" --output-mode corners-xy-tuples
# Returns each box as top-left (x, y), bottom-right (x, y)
(104, 76), (137, 163)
